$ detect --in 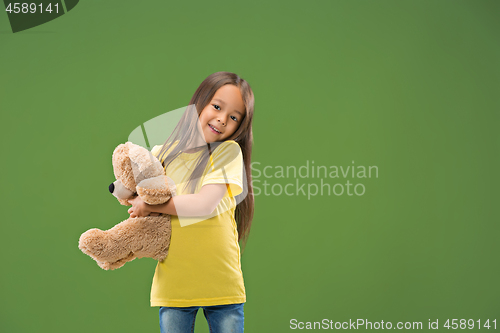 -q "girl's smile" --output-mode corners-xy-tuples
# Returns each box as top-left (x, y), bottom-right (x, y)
(208, 123), (222, 134)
